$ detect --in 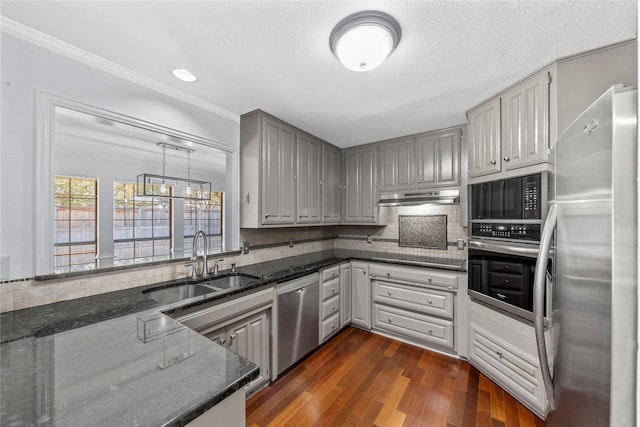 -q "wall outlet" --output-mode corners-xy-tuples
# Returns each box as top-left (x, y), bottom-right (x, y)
(456, 238), (466, 250)
(289, 239), (294, 248)
(243, 241), (250, 254)
(367, 235), (372, 244)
